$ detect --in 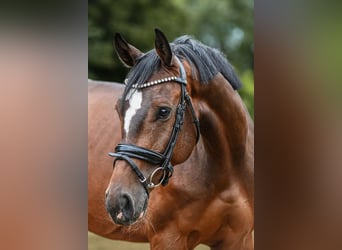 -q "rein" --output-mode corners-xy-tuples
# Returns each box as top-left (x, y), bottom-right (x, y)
(109, 57), (200, 195)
